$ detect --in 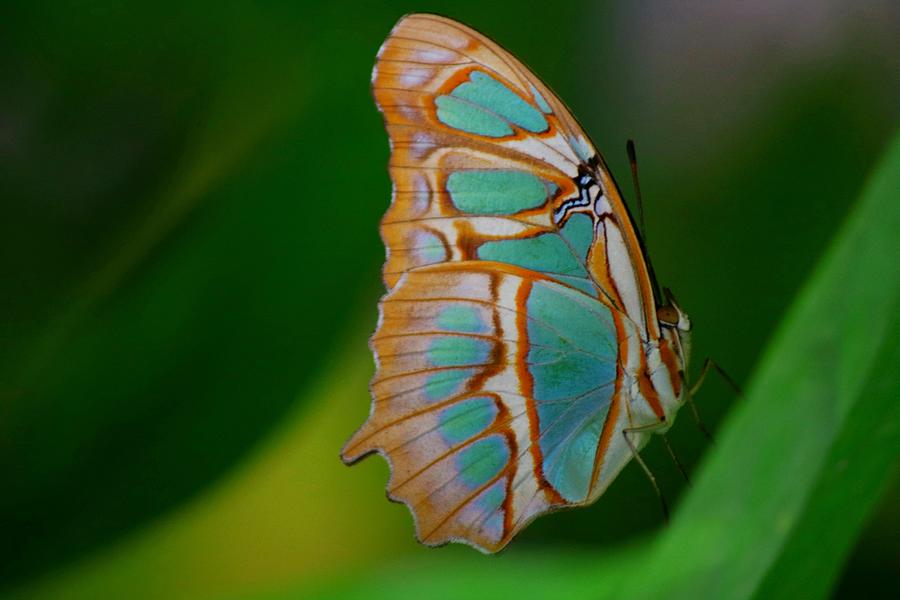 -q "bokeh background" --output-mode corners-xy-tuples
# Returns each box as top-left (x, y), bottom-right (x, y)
(2, 1), (898, 598)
